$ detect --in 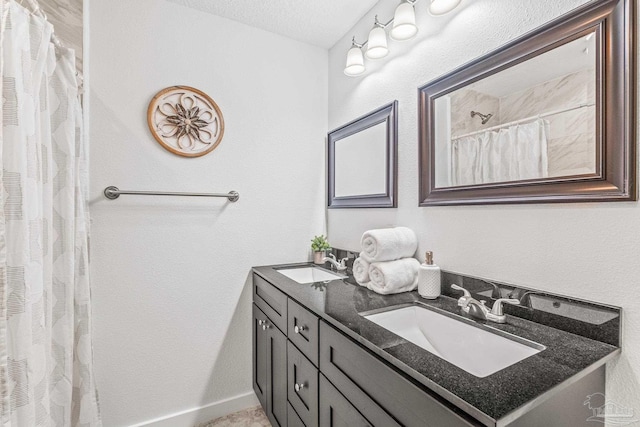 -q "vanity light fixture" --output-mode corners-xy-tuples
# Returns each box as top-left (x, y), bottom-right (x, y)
(366, 16), (390, 59)
(344, 38), (366, 76)
(344, 0), (462, 76)
(391, 0), (419, 41)
(428, 0), (461, 15)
